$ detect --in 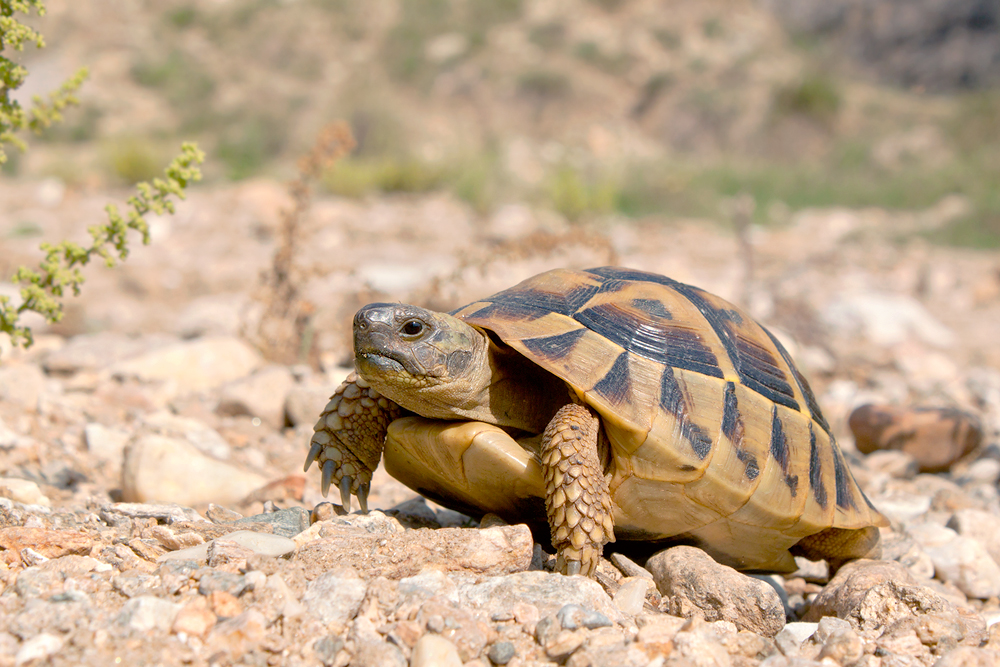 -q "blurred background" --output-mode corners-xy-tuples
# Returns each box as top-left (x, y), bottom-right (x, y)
(2, 0), (1000, 440)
